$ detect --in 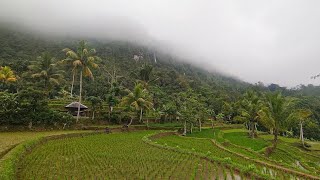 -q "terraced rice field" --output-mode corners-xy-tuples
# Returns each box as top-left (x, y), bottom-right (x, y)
(2, 128), (319, 179)
(17, 131), (239, 179)
(156, 129), (320, 179)
(0, 130), (90, 156)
